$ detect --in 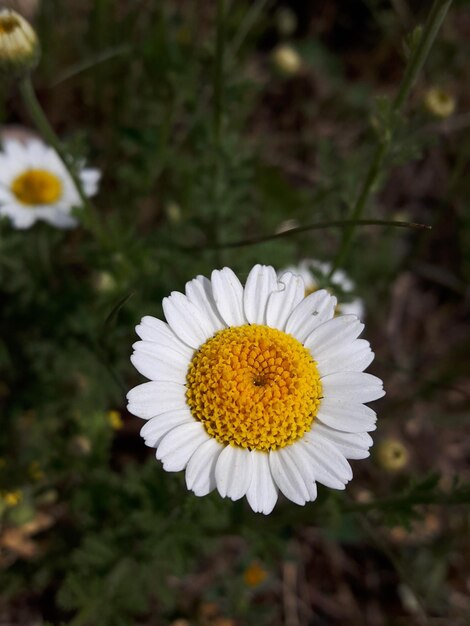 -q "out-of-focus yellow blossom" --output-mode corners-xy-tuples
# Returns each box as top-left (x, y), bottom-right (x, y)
(93, 271), (117, 293)
(376, 438), (409, 472)
(166, 201), (182, 224)
(243, 561), (268, 587)
(28, 461), (44, 481)
(272, 44), (302, 76)
(107, 410), (124, 430)
(0, 9), (39, 77)
(1, 490), (23, 507)
(424, 87), (456, 118)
